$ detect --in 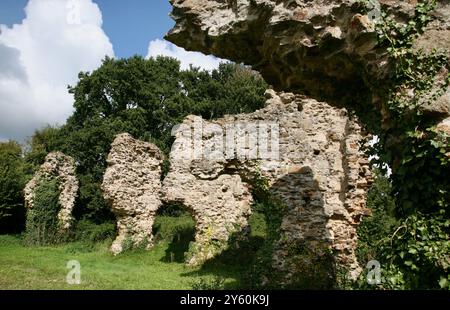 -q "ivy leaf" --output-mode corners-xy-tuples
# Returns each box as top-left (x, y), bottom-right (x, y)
(438, 277), (449, 289)
(408, 248), (418, 255)
(430, 140), (440, 148)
